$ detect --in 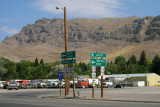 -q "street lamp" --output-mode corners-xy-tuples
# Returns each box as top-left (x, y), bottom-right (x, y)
(56, 7), (69, 96)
